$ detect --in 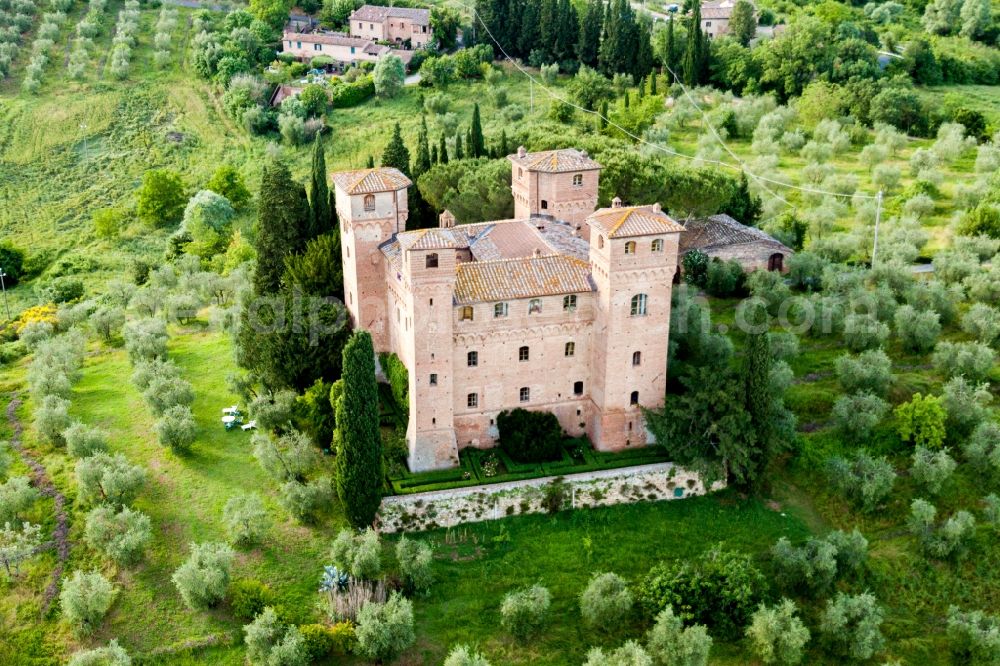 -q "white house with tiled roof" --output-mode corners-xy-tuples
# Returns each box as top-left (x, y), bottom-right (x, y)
(282, 17), (415, 70)
(333, 148), (684, 472)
